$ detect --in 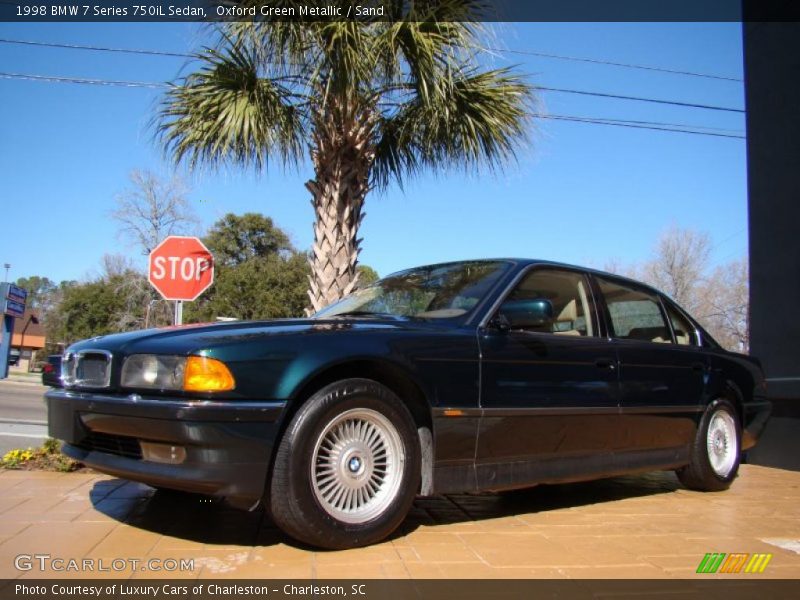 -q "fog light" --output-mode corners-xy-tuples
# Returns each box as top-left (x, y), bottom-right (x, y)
(140, 442), (186, 464)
